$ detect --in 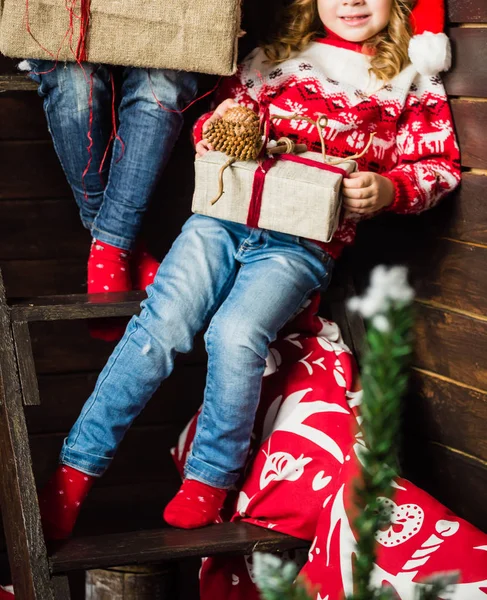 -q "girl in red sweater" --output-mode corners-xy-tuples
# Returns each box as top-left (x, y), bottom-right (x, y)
(37, 0), (459, 540)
